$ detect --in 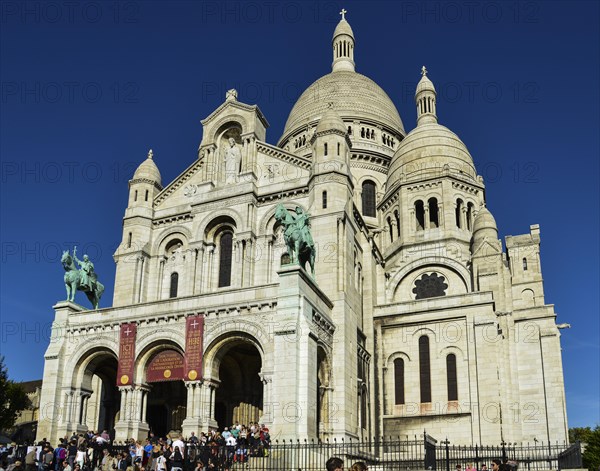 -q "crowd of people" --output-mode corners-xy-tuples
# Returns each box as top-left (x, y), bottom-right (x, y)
(0, 423), (272, 471)
(2, 431), (515, 471)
